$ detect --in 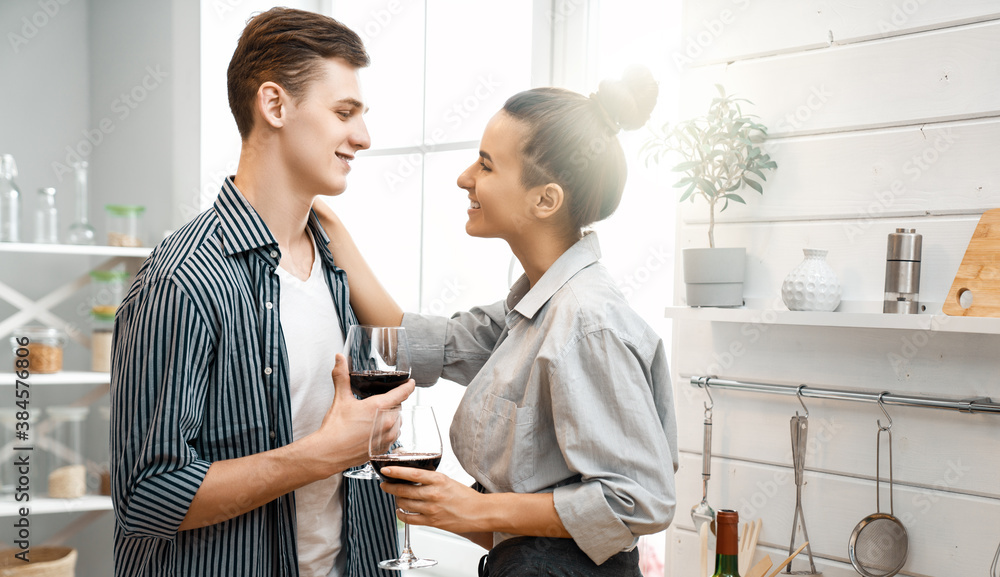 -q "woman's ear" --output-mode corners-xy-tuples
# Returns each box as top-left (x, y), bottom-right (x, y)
(533, 183), (565, 220)
(257, 81), (286, 130)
